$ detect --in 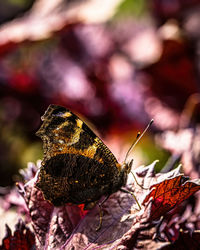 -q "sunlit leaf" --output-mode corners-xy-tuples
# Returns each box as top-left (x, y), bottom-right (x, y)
(143, 175), (200, 221)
